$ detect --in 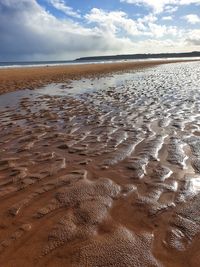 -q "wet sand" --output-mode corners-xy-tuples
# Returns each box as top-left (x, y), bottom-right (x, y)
(0, 61), (200, 266)
(0, 59), (198, 95)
